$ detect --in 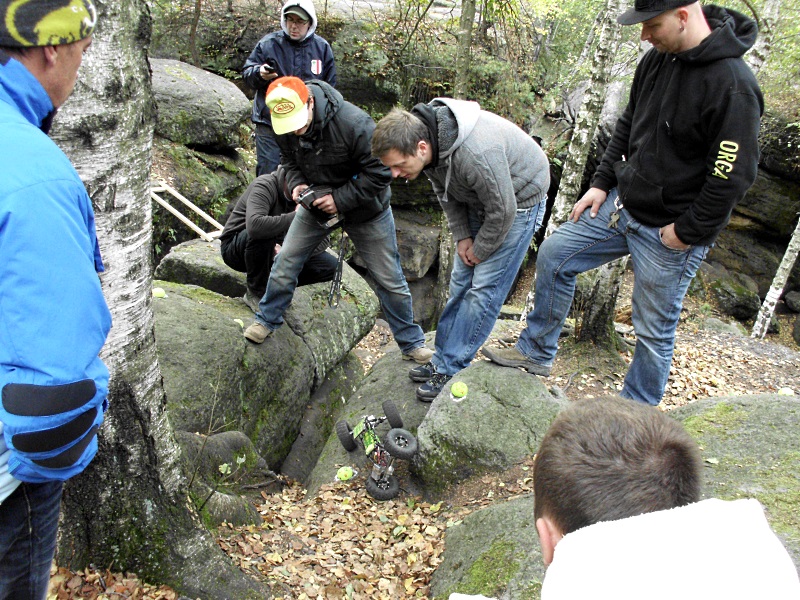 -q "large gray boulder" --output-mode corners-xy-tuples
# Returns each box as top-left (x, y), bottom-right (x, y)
(152, 262), (378, 467)
(431, 394), (800, 599)
(150, 58), (251, 151)
(414, 361), (564, 495)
